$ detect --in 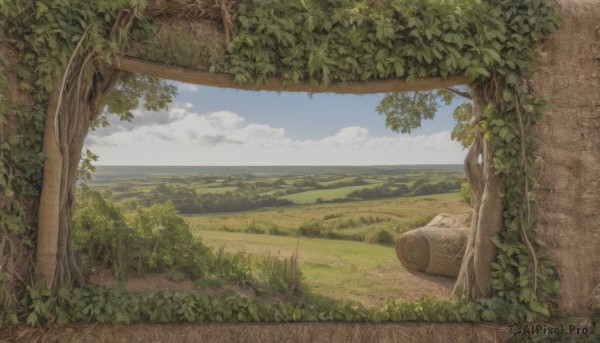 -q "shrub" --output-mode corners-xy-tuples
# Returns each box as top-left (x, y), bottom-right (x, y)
(74, 188), (212, 278)
(394, 213), (437, 234)
(459, 181), (473, 206)
(296, 221), (324, 238)
(267, 225), (288, 236)
(195, 275), (225, 288)
(167, 270), (186, 282)
(73, 187), (140, 279)
(245, 220), (265, 234)
(364, 229), (395, 246)
(322, 213), (343, 220)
